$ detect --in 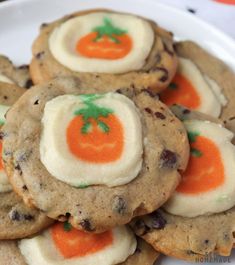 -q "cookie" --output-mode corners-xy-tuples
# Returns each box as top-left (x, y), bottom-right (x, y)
(0, 55), (33, 88)
(131, 106), (235, 261)
(0, 82), (53, 239)
(160, 41), (235, 131)
(2, 76), (189, 233)
(0, 230), (158, 265)
(0, 191), (53, 240)
(0, 241), (26, 265)
(30, 9), (178, 93)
